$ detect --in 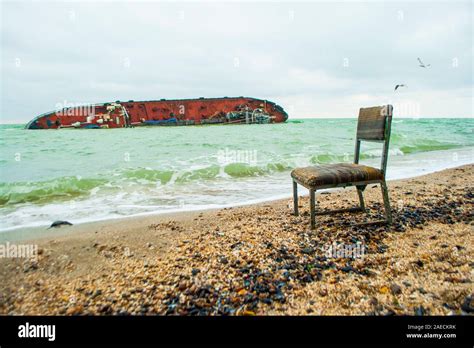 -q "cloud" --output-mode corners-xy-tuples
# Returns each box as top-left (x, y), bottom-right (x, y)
(1, 0), (472, 123)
